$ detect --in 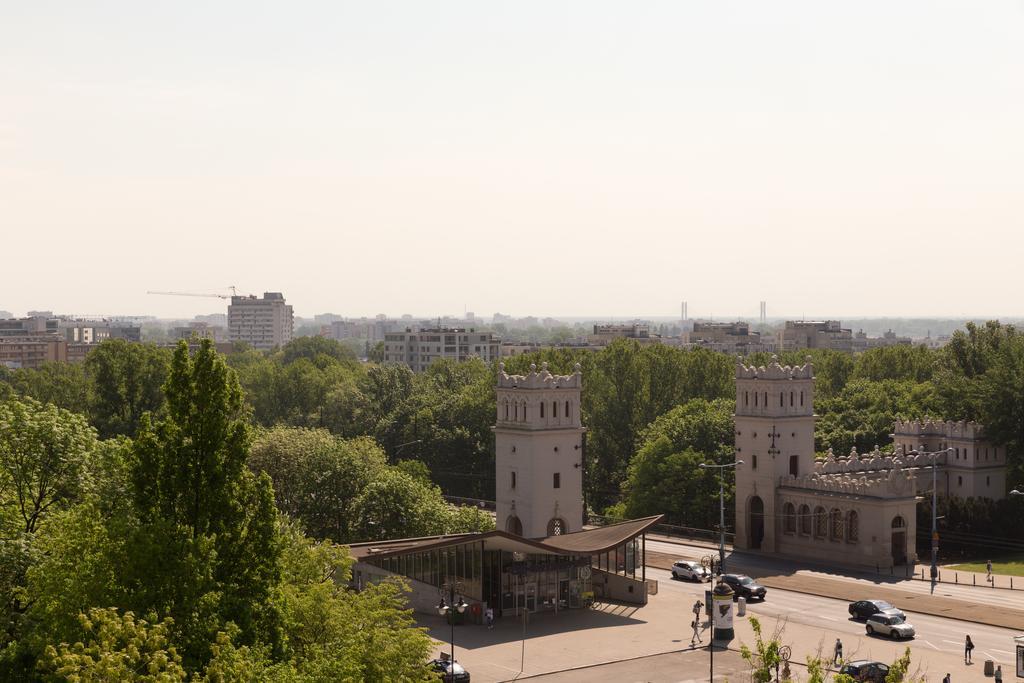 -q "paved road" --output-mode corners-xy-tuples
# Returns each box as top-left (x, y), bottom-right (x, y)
(515, 647), (746, 682)
(651, 565), (1018, 665)
(645, 537), (1024, 611)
